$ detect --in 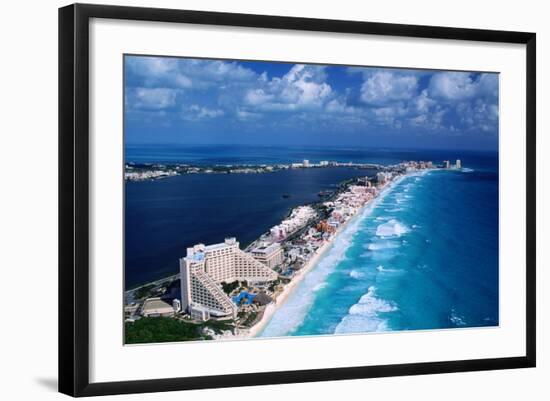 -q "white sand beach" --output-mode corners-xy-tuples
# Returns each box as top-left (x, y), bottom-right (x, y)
(246, 173), (413, 338)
